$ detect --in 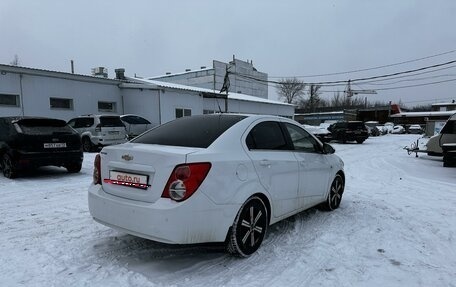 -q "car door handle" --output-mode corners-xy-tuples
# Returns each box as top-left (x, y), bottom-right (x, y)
(299, 160), (306, 167)
(259, 160), (271, 167)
